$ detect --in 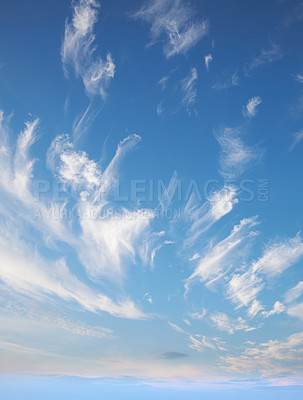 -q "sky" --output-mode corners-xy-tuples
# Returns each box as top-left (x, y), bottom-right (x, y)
(0, 0), (303, 398)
